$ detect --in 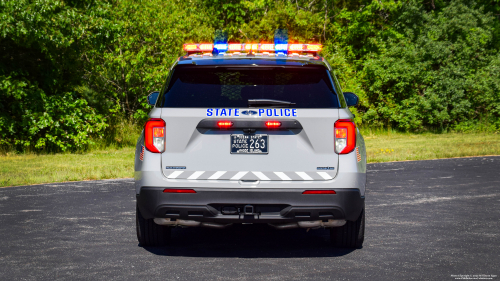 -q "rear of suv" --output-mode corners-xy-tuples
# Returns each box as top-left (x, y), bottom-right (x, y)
(135, 42), (366, 248)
